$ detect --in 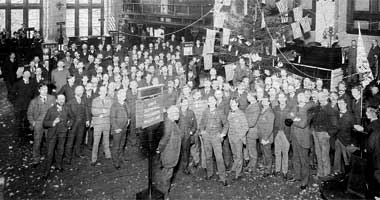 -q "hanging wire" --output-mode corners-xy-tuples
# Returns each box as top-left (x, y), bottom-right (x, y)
(116, 8), (214, 38)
